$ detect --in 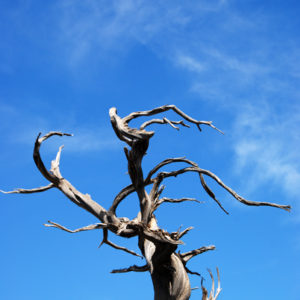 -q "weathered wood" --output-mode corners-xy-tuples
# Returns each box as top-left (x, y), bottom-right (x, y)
(1, 105), (291, 299)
